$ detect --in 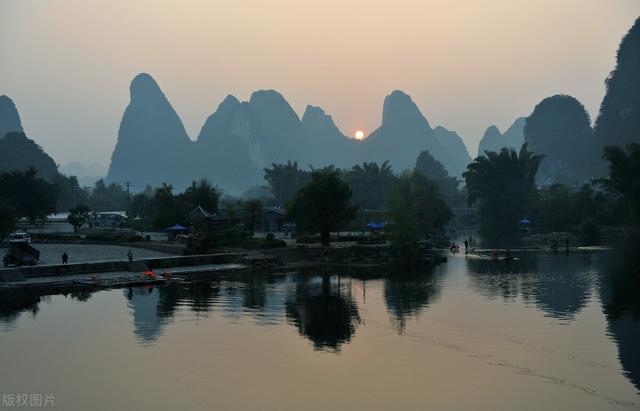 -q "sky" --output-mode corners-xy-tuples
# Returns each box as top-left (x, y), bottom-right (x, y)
(1, 0), (638, 166)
